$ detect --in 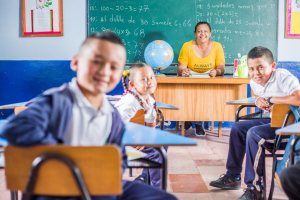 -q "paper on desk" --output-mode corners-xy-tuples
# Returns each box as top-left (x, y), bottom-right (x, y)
(190, 69), (211, 75)
(125, 146), (147, 161)
(189, 70), (211, 77)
